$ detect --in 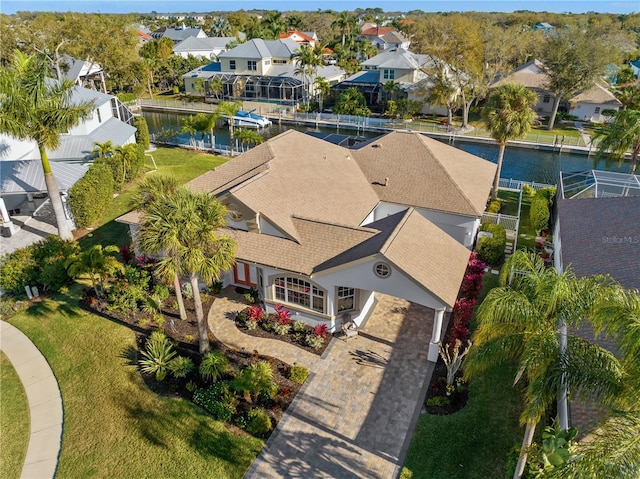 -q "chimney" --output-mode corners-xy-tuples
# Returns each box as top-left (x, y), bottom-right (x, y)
(384, 177), (389, 187)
